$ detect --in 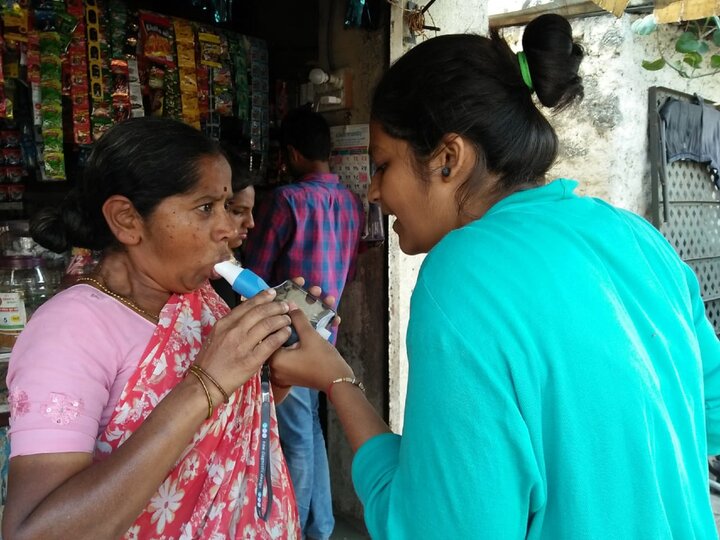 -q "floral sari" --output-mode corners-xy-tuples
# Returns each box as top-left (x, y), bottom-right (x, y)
(94, 282), (299, 539)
